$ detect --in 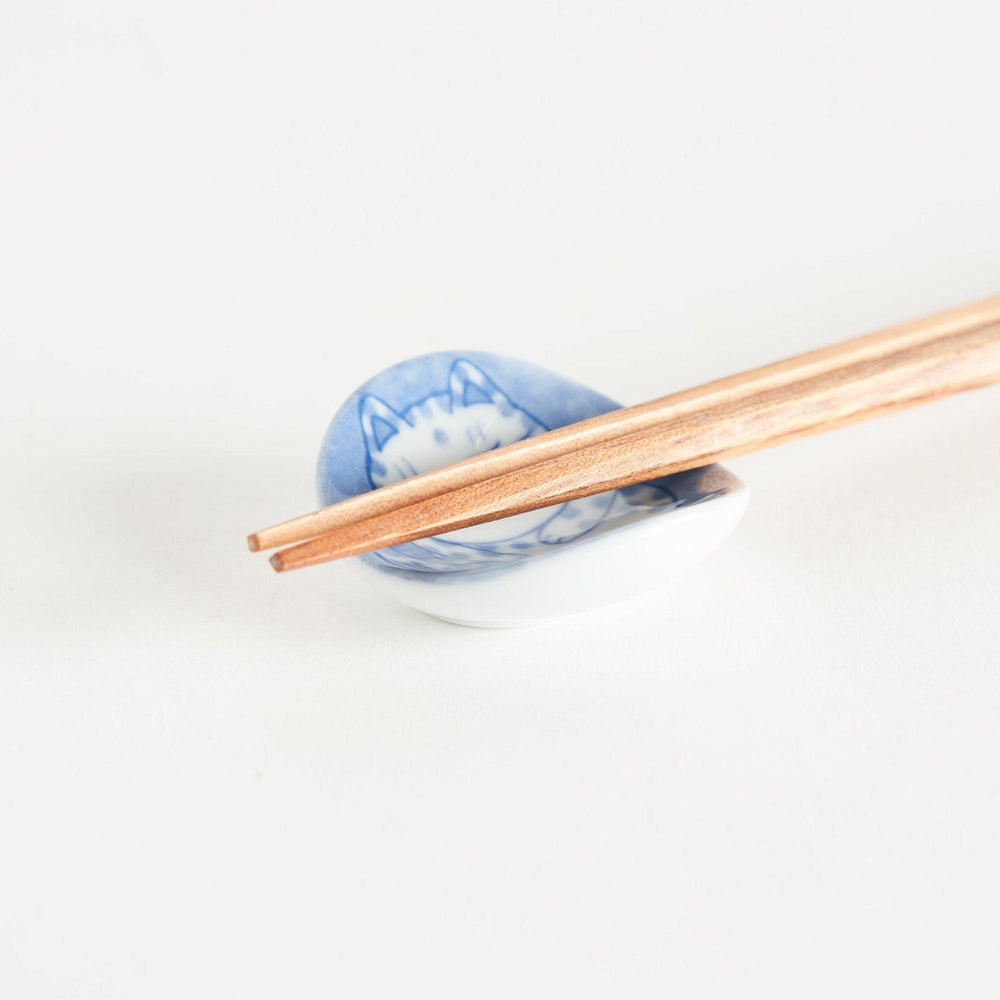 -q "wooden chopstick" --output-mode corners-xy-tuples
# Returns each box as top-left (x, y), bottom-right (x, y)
(249, 294), (1000, 555)
(252, 295), (1000, 572)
